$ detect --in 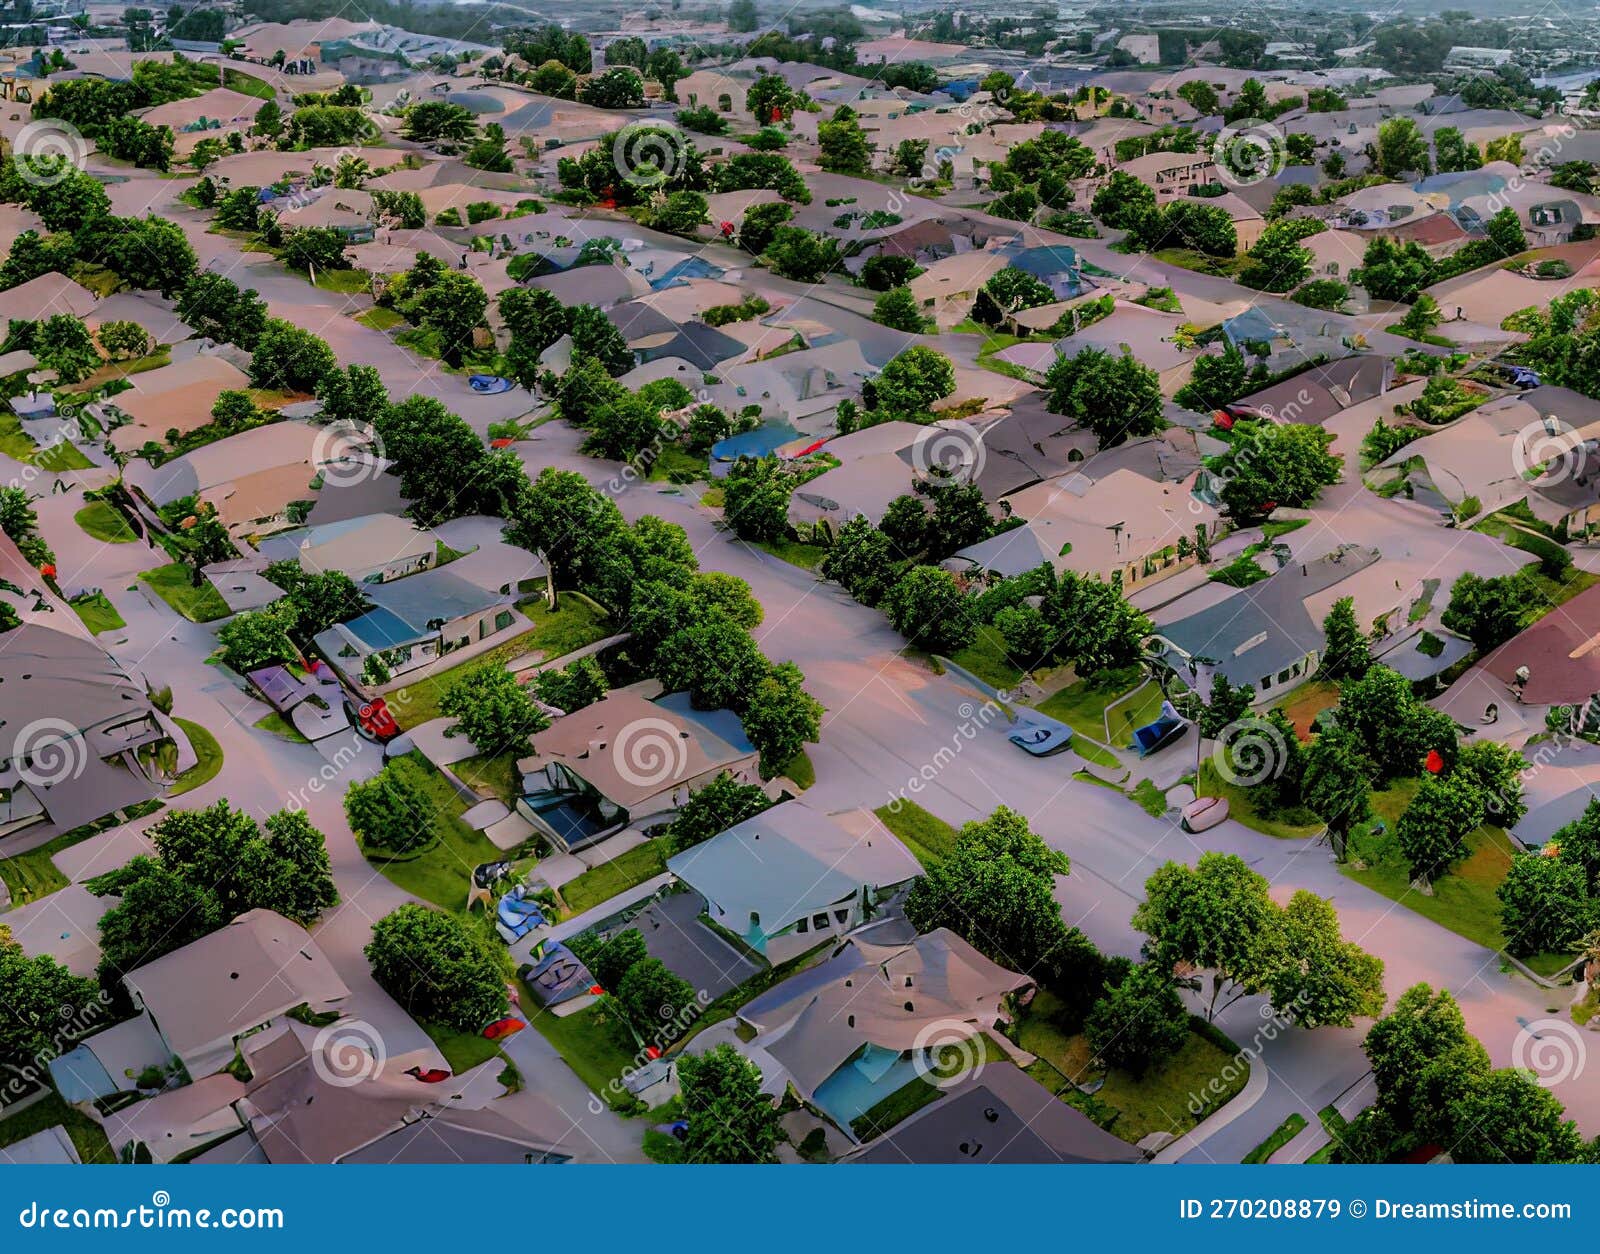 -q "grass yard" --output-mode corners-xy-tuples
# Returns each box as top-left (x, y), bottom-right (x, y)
(355, 306), (407, 331)
(522, 997), (642, 1111)
(69, 591), (125, 636)
(559, 839), (668, 916)
(1017, 990), (1247, 1144)
(253, 711), (309, 743)
(59, 348), (172, 395)
(361, 752), (510, 909)
(752, 538), (829, 570)
(774, 748), (814, 789)
(874, 799), (959, 868)
(312, 267), (371, 294)
(139, 563), (229, 622)
(453, 750), (521, 804)
(0, 810), (155, 908)
(222, 66), (276, 98)
(73, 500), (137, 543)
(422, 1020), (505, 1075)
(1035, 665), (1150, 746)
(1272, 678), (1341, 740)
(0, 1092), (115, 1164)
(389, 594), (610, 730)
(1196, 759), (1324, 840)
(947, 623), (1025, 690)
(648, 445), (709, 483)
(169, 718), (223, 797)
(1244, 1112), (1308, 1164)
(0, 413), (92, 470)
